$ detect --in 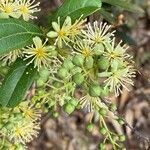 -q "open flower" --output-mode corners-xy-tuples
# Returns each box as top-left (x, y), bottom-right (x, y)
(47, 16), (71, 48)
(0, 49), (23, 65)
(68, 16), (86, 40)
(73, 39), (94, 57)
(0, 0), (19, 18)
(82, 21), (115, 45)
(8, 120), (40, 144)
(23, 36), (55, 71)
(0, 101), (41, 145)
(100, 66), (136, 96)
(18, 101), (41, 121)
(80, 94), (106, 112)
(103, 38), (131, 64)
(17, 0), (40, 21)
